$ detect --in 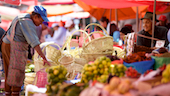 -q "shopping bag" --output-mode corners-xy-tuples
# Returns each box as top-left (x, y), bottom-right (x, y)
(34, 68), (48, 88)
